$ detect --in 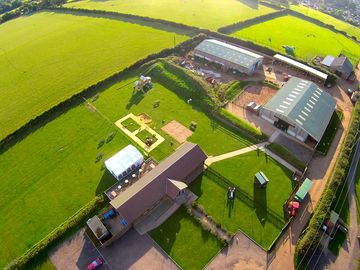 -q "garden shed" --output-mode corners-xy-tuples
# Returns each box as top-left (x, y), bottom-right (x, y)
(105, 145), (144, 181)
(254, 171), (269, 188)
(295, 178), (313, 202)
